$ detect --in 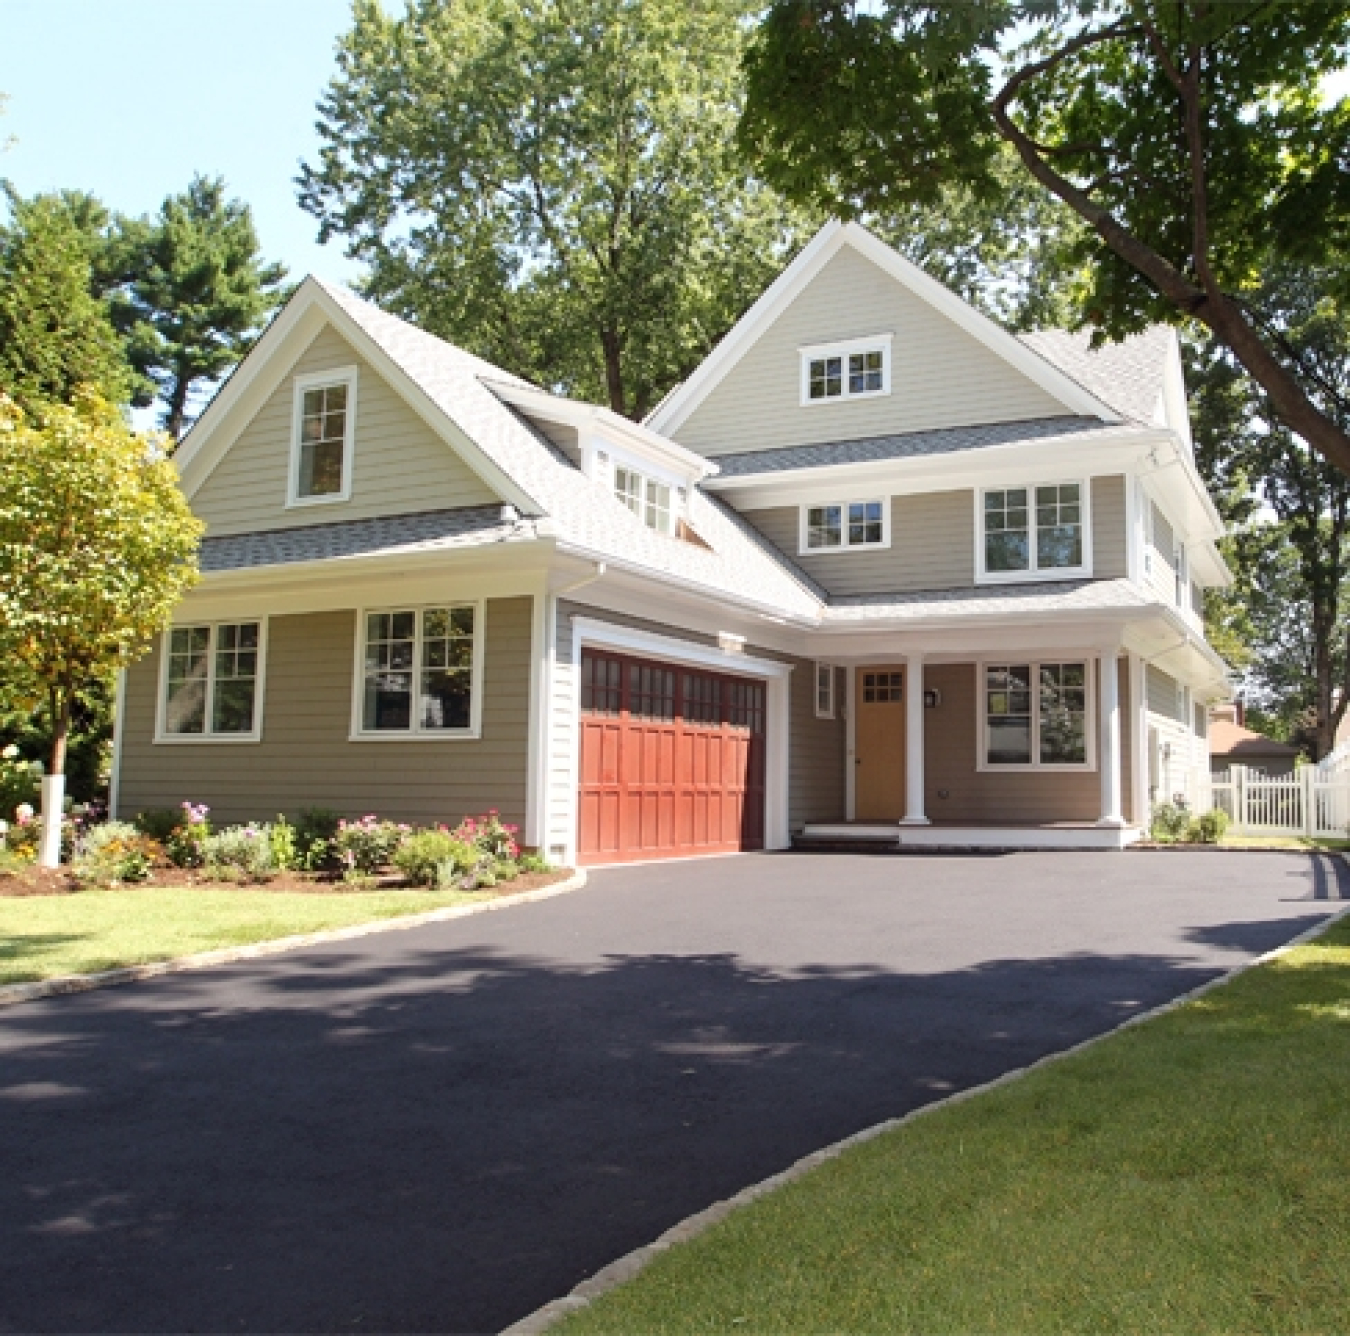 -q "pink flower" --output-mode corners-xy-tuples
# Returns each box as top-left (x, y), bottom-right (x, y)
(15, 803), (34, 824)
